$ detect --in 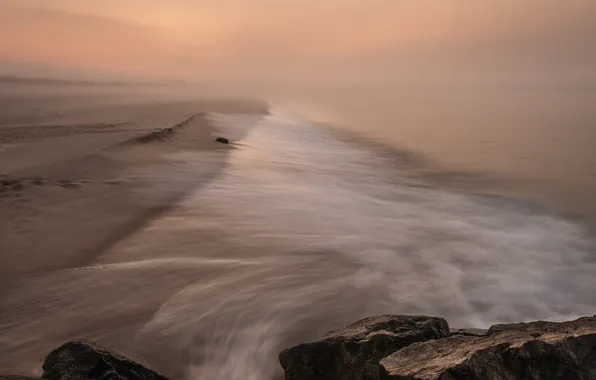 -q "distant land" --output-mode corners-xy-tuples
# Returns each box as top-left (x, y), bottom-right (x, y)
(0, 75), (188, 86)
